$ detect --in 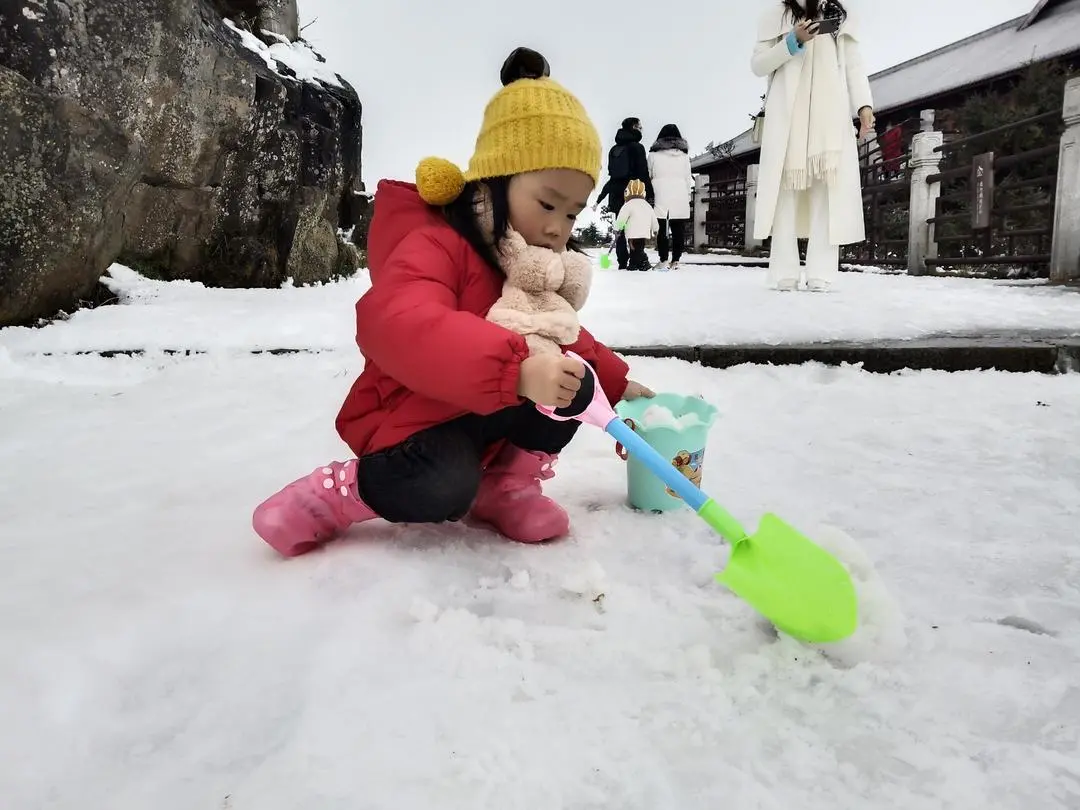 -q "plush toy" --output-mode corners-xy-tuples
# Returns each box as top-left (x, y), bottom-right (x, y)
(486, 229), (593, 356)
